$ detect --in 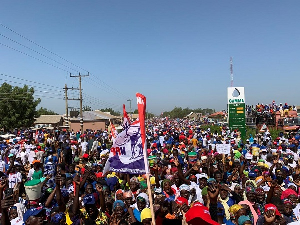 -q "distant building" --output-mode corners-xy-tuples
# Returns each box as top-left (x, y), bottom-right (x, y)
(68, 110), (121, 131)
(34, 115), (64, 129)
